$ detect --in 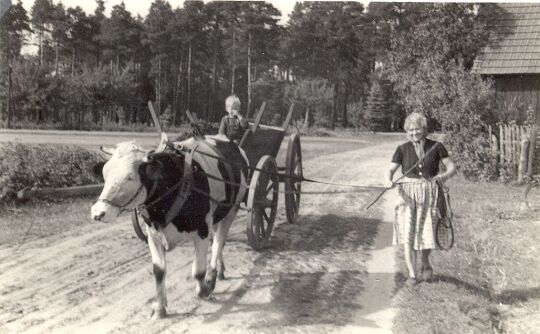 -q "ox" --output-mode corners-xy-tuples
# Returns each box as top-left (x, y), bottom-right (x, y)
(91, 136), (248, 319)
